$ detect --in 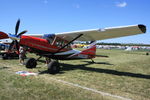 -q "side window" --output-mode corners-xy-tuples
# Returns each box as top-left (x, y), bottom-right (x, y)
(64, 42), (71, 49)
(55, 38), (61, 46)
(43, 34), (55, 44)
(59, 40), (64, 47)
(49, 36), (55, 43)
(53, 37), (71, 49)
